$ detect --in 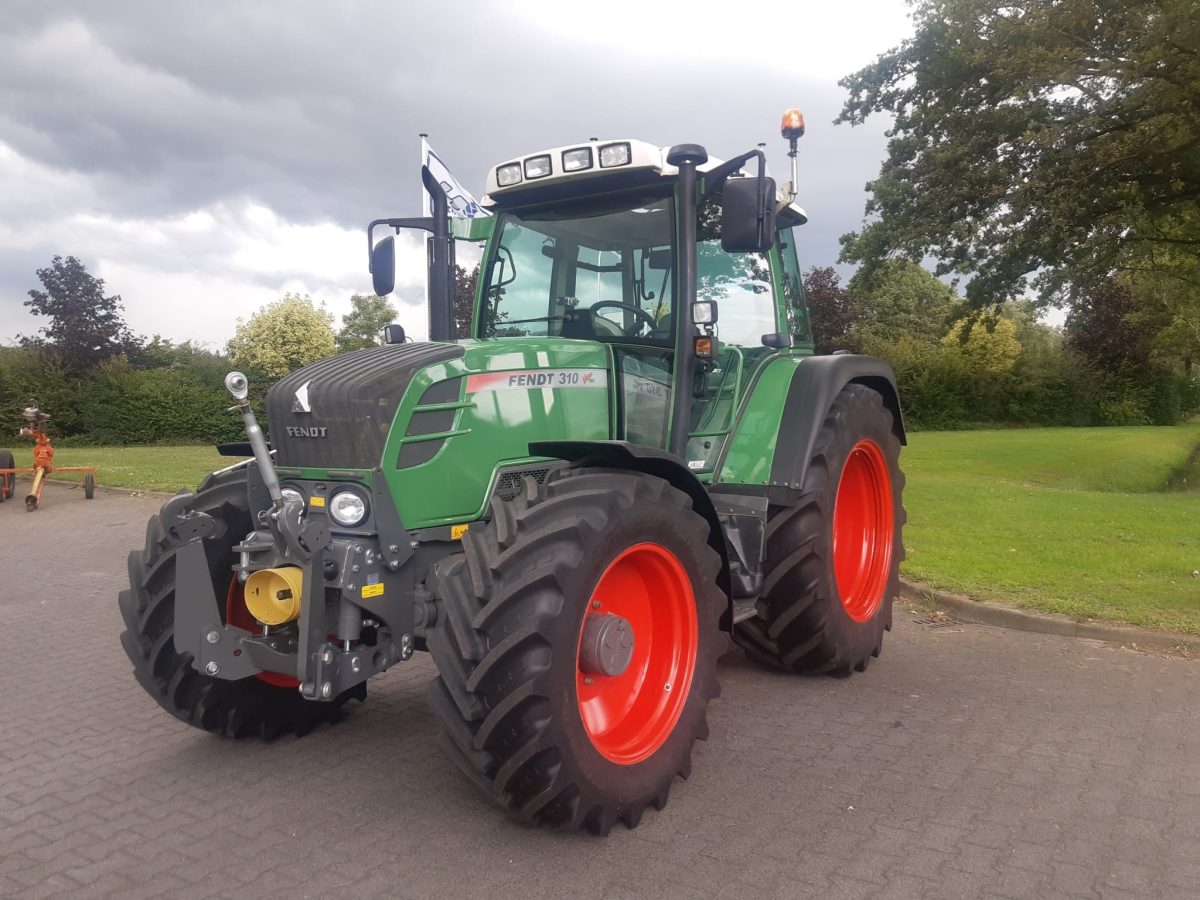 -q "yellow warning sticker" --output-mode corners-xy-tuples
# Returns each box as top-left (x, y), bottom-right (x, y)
(361, 583), (384, 599)
(450, 523), (469, 540)
(309, 495), (326, 507)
